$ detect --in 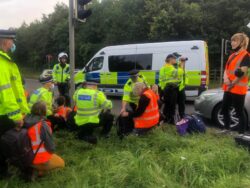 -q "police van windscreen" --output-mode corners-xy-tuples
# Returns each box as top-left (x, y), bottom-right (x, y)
(108, 54), (152, 72)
